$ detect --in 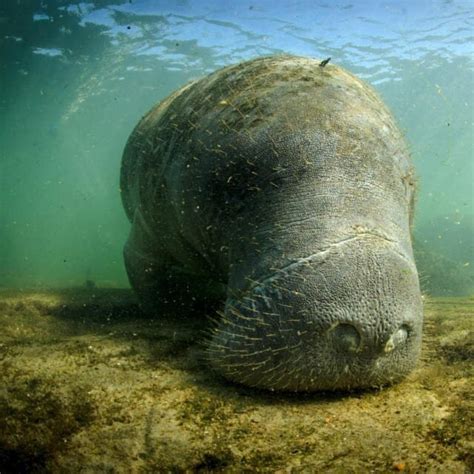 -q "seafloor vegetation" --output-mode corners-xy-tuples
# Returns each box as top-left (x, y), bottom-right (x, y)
(0, 289), (472, 472)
